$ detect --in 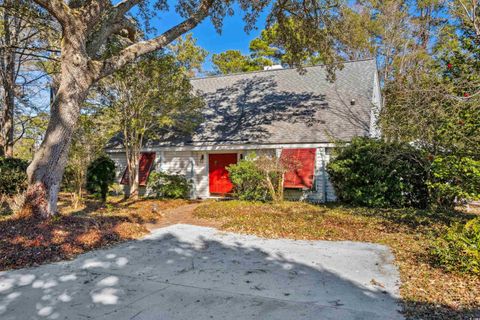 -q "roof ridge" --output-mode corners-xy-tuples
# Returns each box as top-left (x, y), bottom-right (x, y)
(191, 58), (376, 81)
